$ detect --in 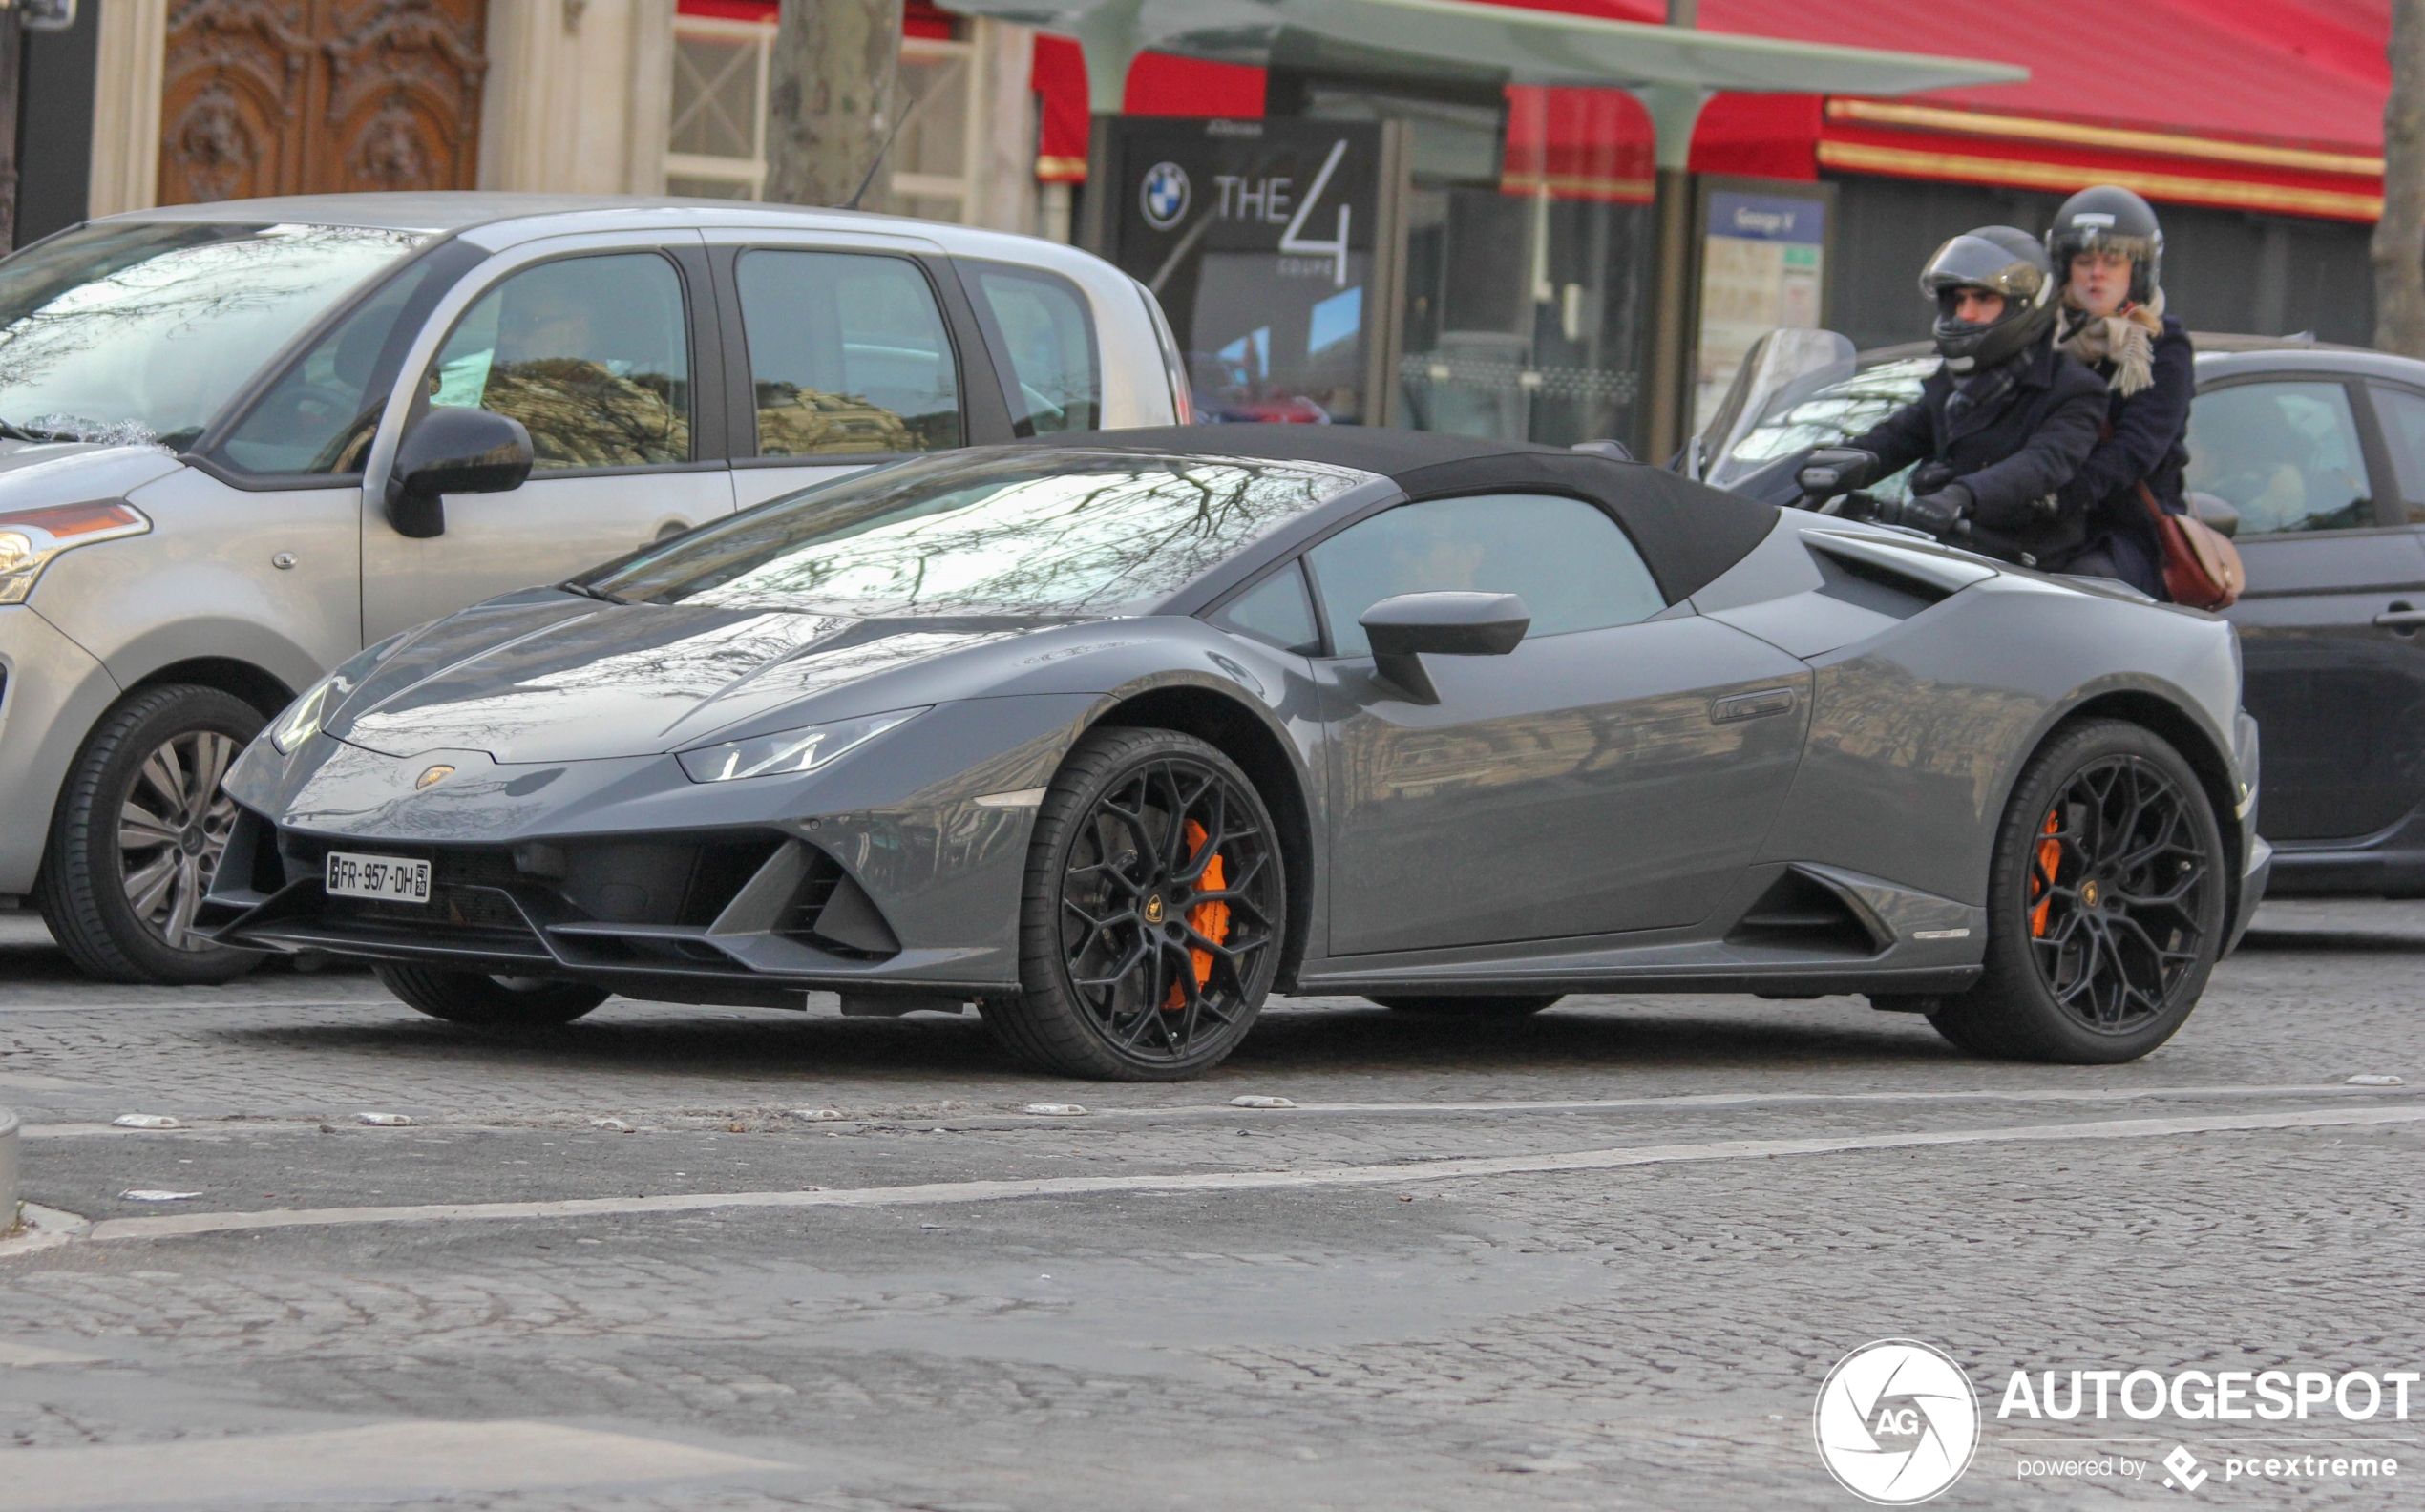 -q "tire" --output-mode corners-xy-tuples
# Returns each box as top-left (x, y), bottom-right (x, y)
(1368, 995), (1563, 1017)
(1931, 719), (2226, 1063)
(37, 684), (268, 985)
(981, 726), (1286, 1081)
(376, 965), (608, 1027)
